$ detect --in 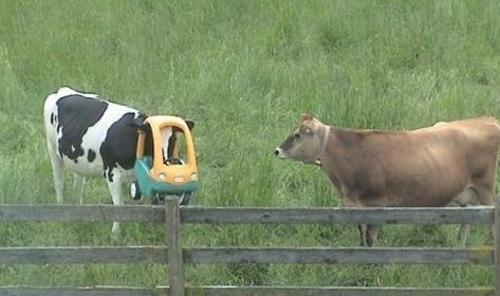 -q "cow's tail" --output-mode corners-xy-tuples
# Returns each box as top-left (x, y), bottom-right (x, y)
(43, 89), (68, 158)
